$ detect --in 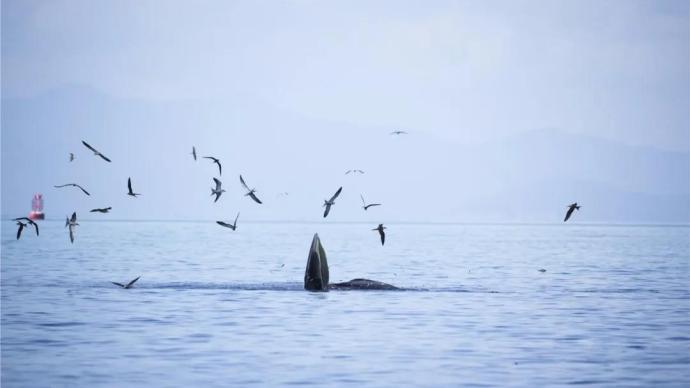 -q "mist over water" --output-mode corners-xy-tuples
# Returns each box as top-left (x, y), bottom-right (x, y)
(2, 221), (689, 386)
